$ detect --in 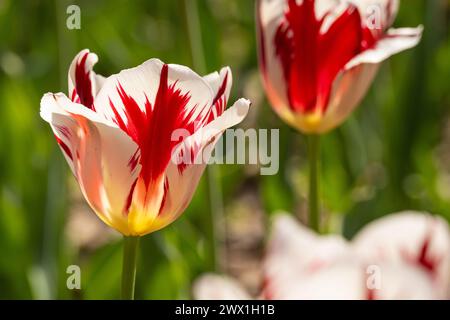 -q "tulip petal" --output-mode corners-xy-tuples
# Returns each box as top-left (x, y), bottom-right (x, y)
(94, 58), (215, 128)
(258, 0), (372, 129)
(346, 26), (423, 69)
(91, 61), (215, 232)
(152, 98), (251, 233)
(93, 60), (215, 189)
(263, 214), (352, 298)
(351, 0), (399, 30)
(203, 67), (232, 102)
(262, 213), (438, 300)
(306, 26), (422, 133)
(40, 93), (140, 235)
(257, 0), (419, 134)
(68, 49), (105, 109)
(267, 259), (364, 300)
(118, 98), (250, 236)
(265, 214), (351, 272)
(256, 0), (290, 114)
(353, 211), (450, 299)
(270, 260), (434, 300)
(203, 67), (232, 122)
(371, 262), (435, 300)
(312, 62), (379, 133)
